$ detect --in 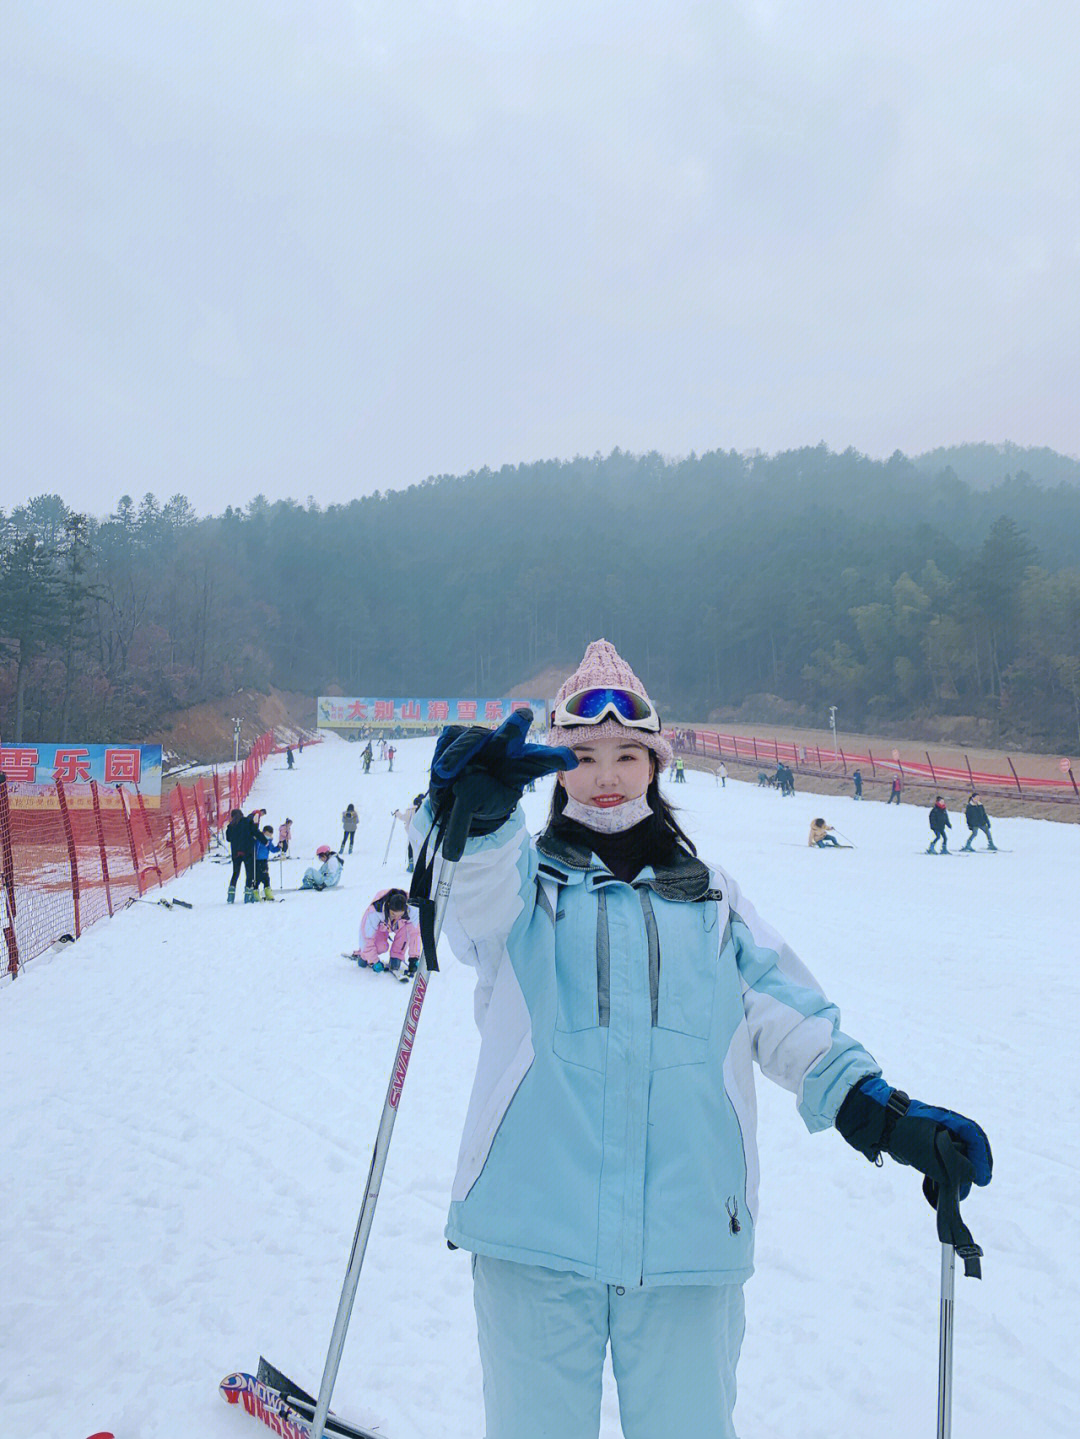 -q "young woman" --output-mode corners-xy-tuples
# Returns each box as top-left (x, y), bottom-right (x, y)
(413, 640), (991, 1439)
(341, 803), (359, 854)
(352, 887), (420, 976)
